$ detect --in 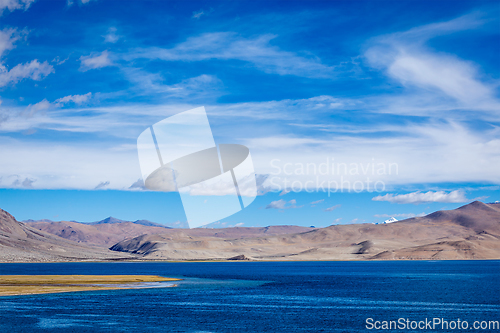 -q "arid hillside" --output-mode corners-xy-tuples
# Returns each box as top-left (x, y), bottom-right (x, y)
(26, 217), (173, 247)
(3, 202), (499, 262)
(0, 209), (135, 262)
(110, 201), (500, 261)
(26, 218), (314, 248)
